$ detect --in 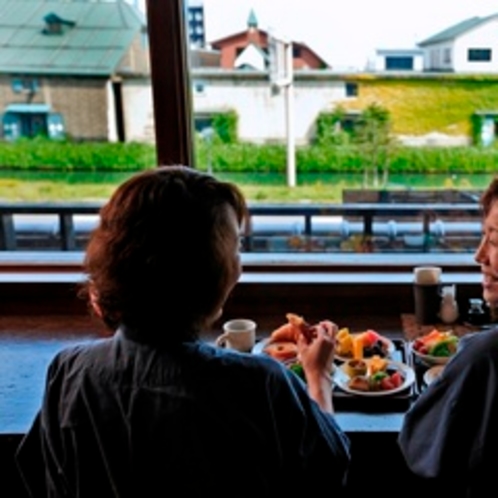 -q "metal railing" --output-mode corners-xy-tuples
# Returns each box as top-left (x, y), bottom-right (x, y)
(0, 202), (482, 253)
